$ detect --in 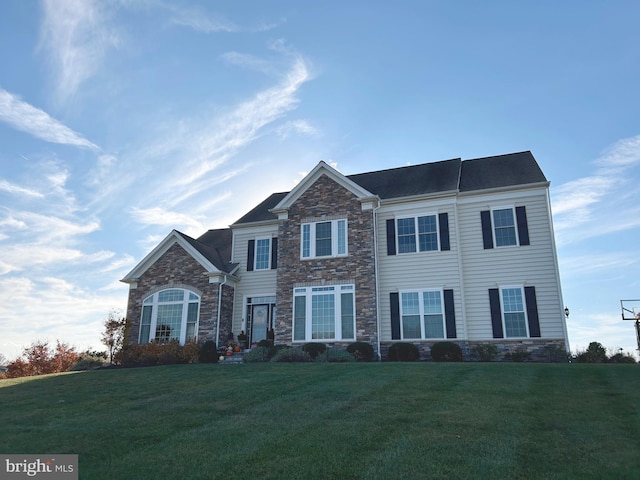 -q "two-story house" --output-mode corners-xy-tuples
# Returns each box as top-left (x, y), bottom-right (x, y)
(121, 151), (569, 360)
